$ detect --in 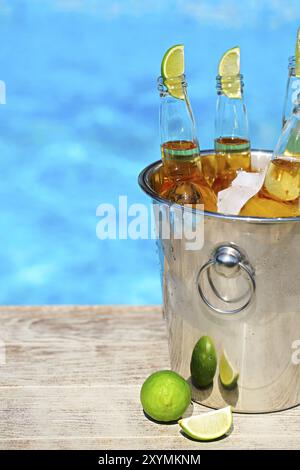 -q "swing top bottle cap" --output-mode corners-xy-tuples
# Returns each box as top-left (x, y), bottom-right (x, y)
(218, 47), (242, 99)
